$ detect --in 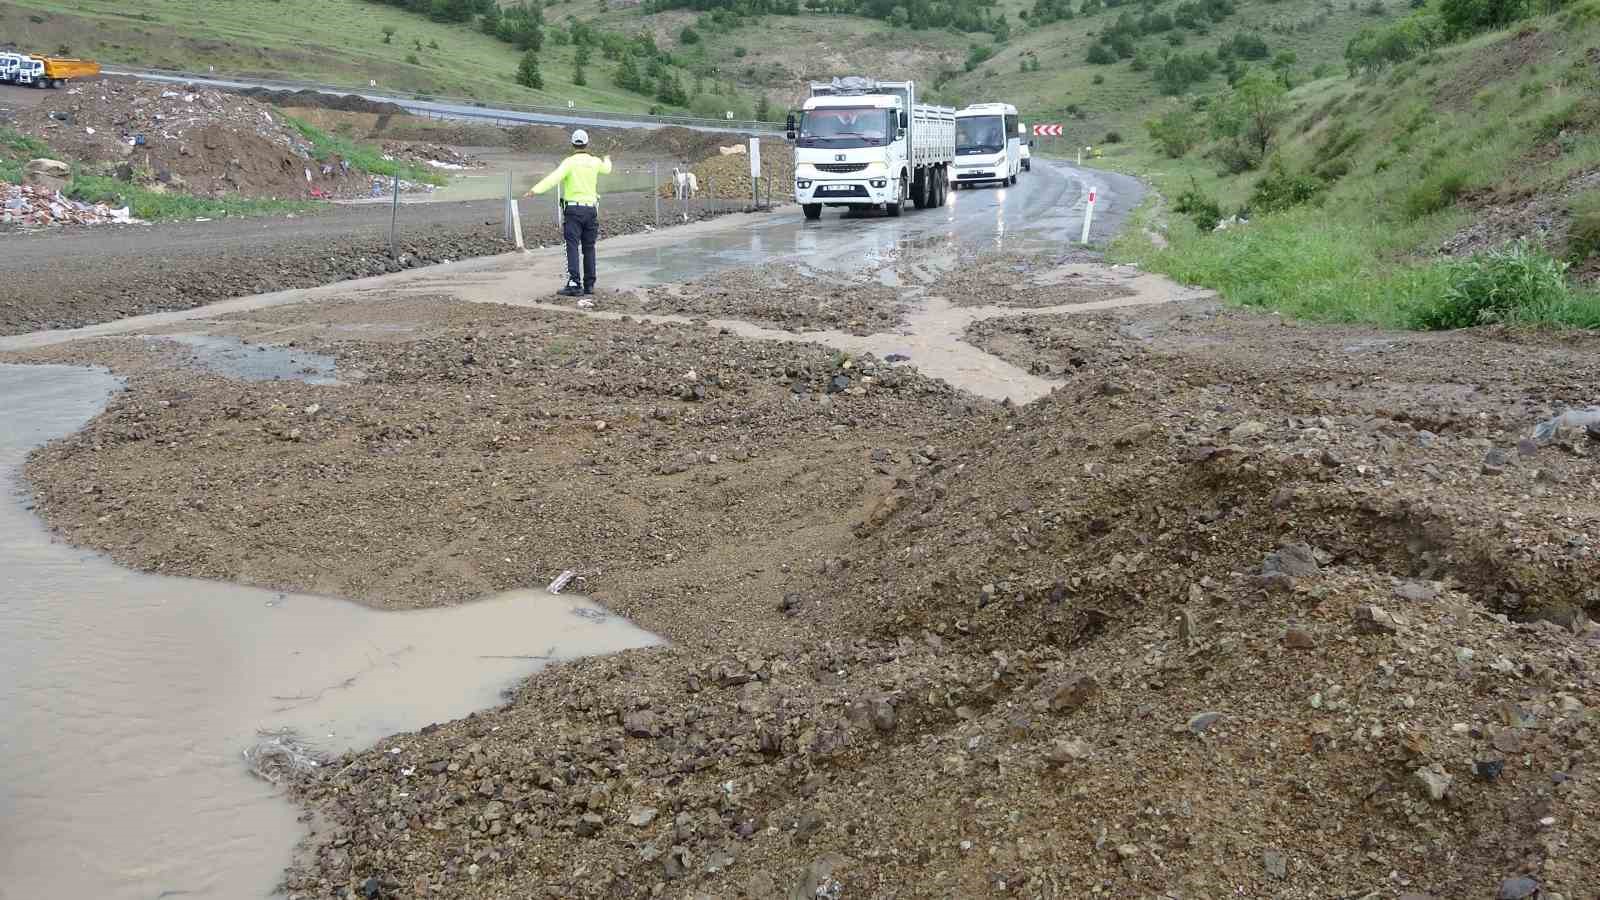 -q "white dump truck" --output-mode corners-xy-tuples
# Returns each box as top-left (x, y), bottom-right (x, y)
(786, 77), (955, 220)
